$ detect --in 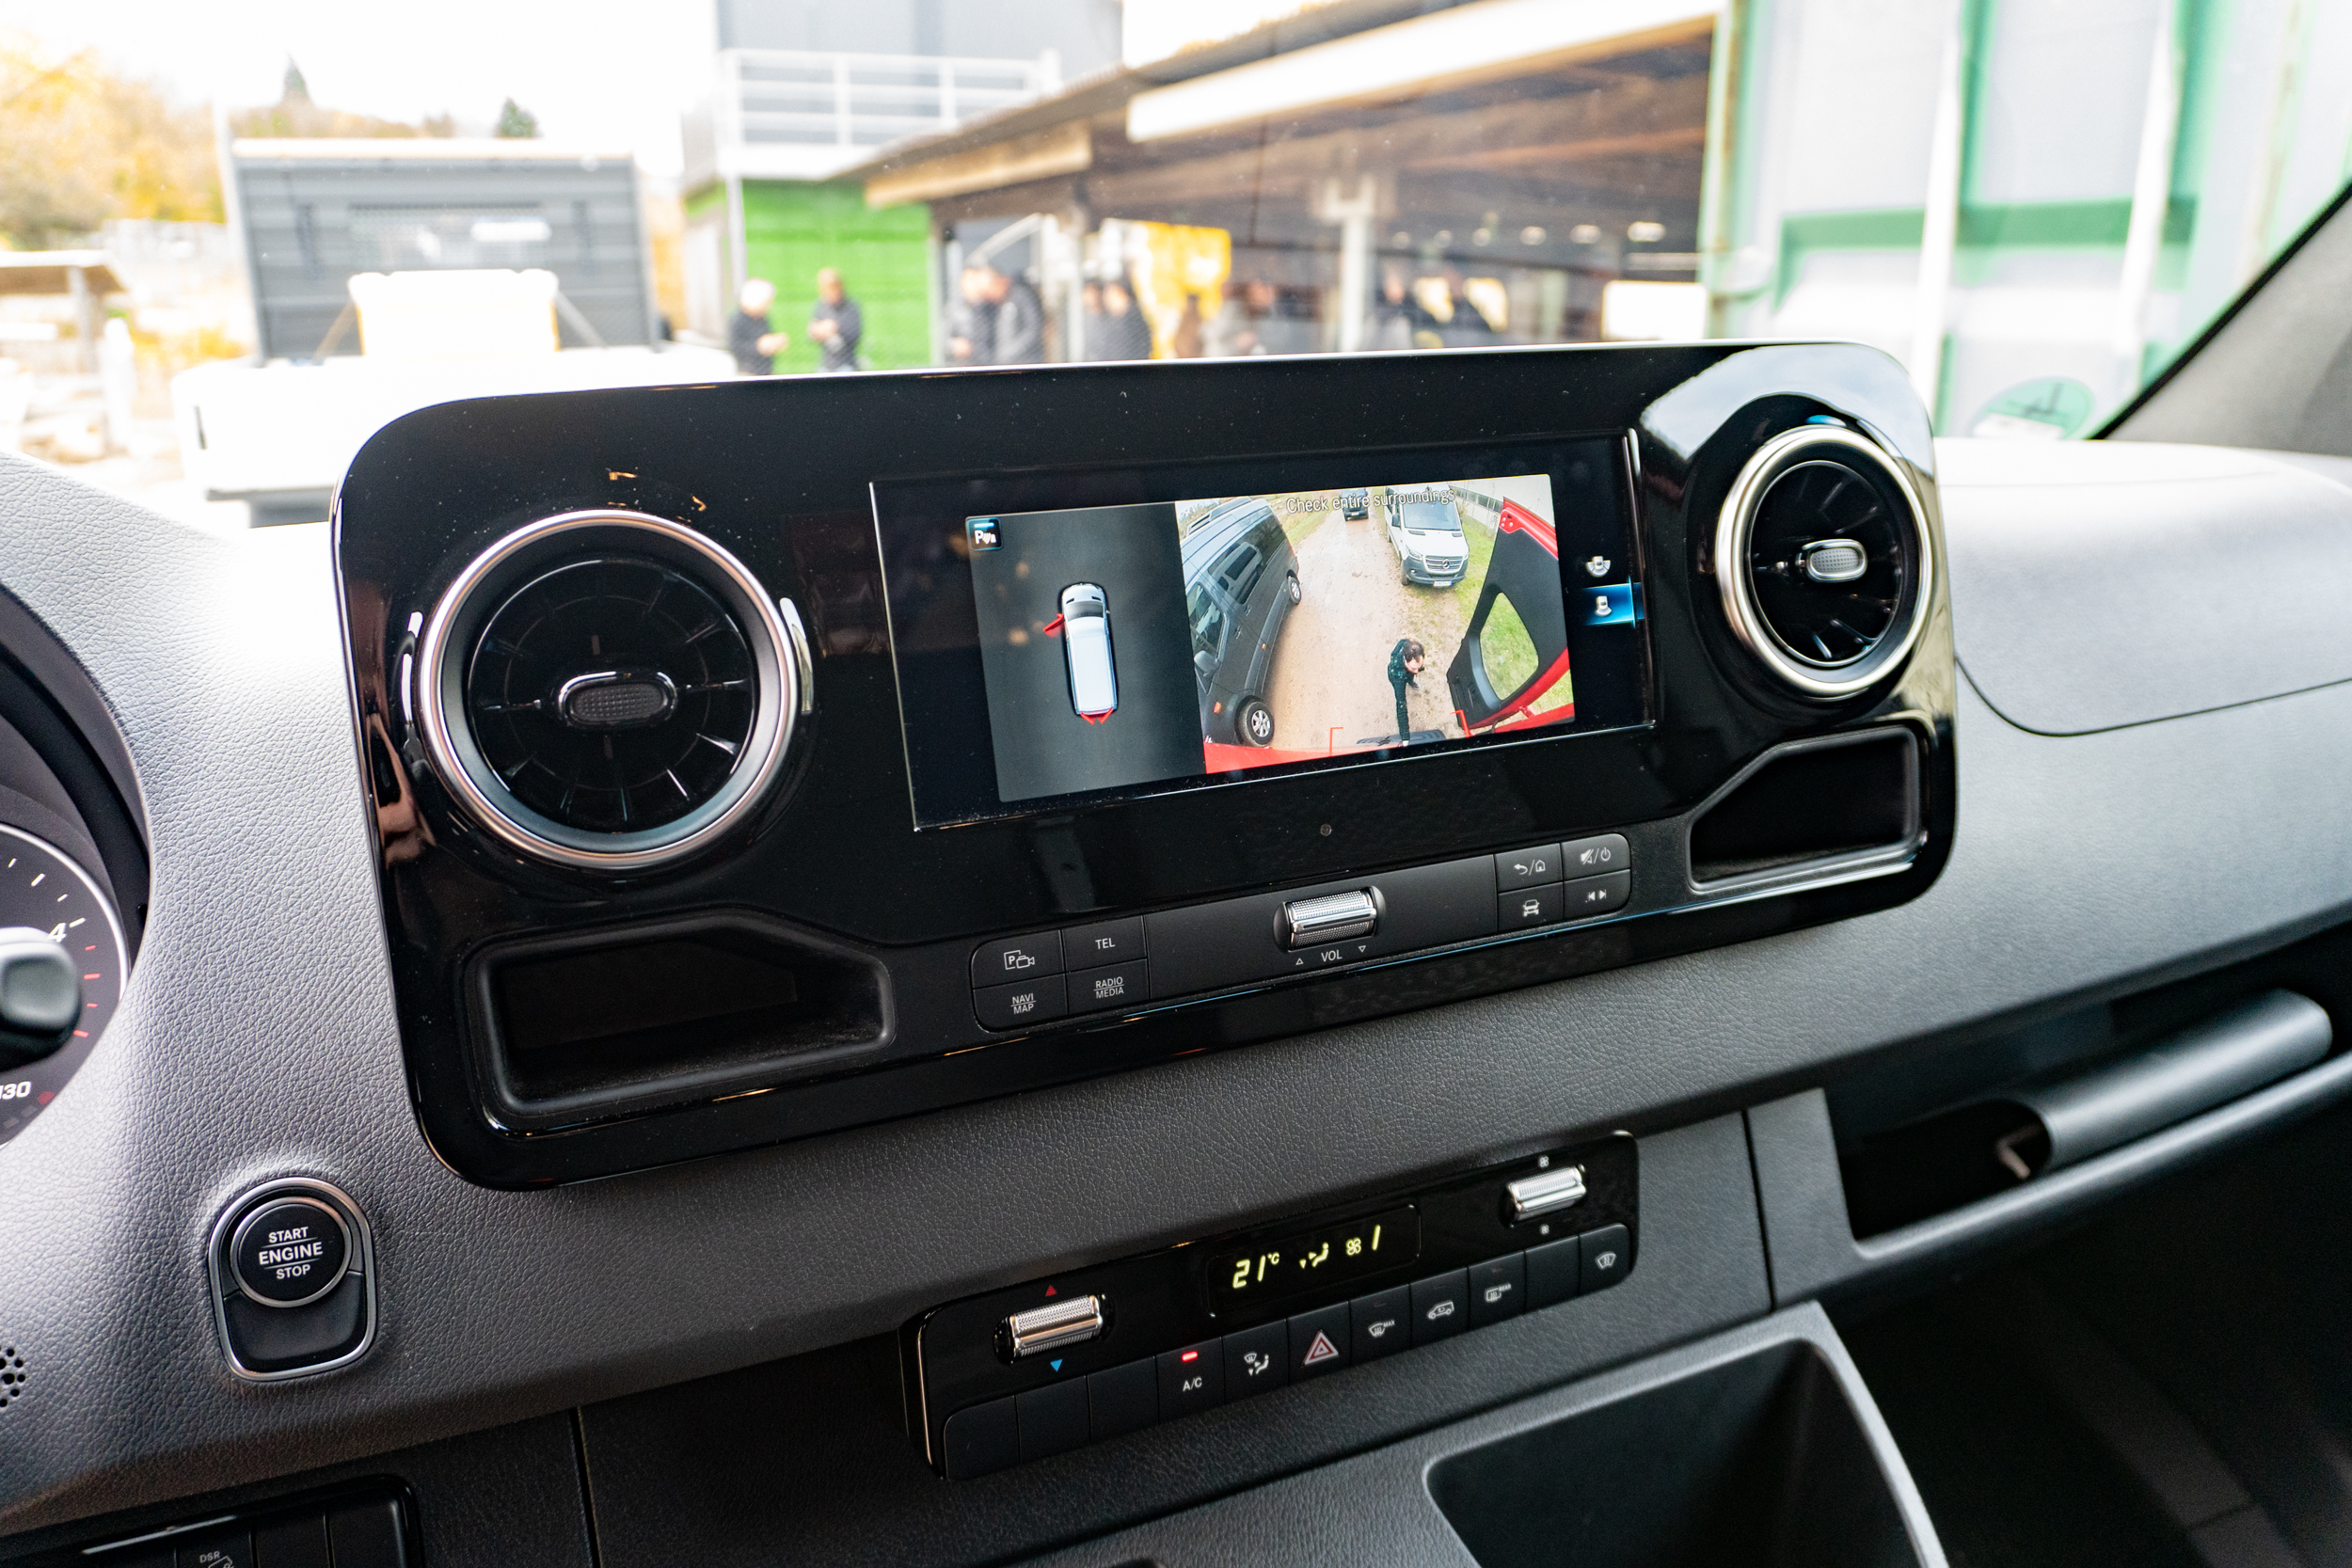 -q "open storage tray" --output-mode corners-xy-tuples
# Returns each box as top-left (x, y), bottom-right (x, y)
(1018, 1306), (1945, 1567)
